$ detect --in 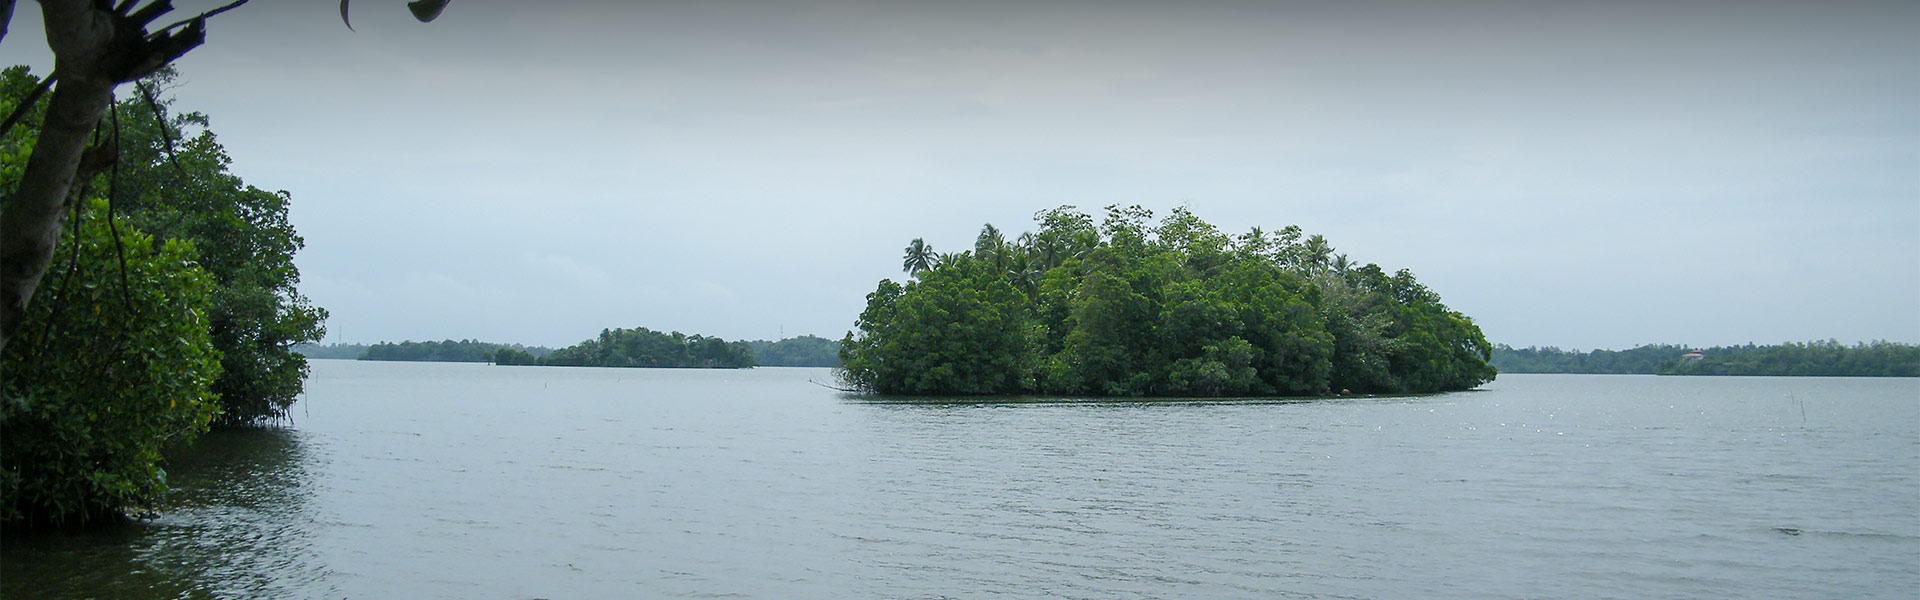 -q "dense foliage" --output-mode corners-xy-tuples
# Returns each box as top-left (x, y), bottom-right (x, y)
(121, 71), (329, 425)
(2, 64), (330, 526)
(361, 339), (551, 363)
(745, 335), (842, 367)
(502, 327), (755, 368)
(0, 199), (222, 526)
(839, 206), (1496, 396)
(2, 67), (328, 425)
(1492, 341), (1919, 377)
